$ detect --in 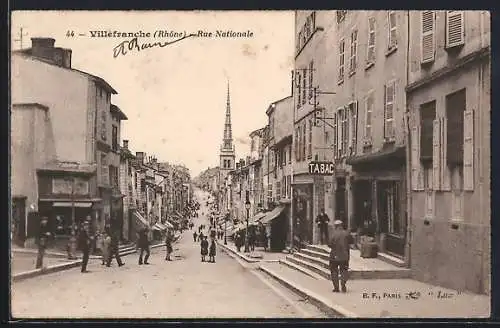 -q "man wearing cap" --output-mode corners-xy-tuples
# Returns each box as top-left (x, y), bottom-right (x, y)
(316, 208), (330, 245)
(36, 216), (52, 269)
(329, 220), (353, 293)
(79, 221), (91, 273)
